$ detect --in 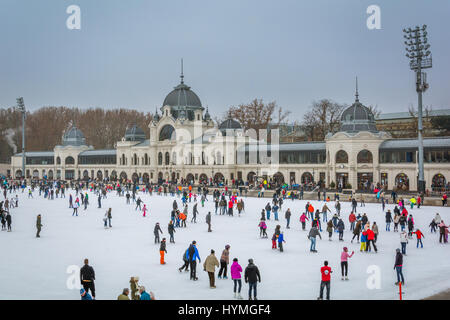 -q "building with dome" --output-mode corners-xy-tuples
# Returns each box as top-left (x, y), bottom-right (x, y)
(9, 71), (450, 193)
